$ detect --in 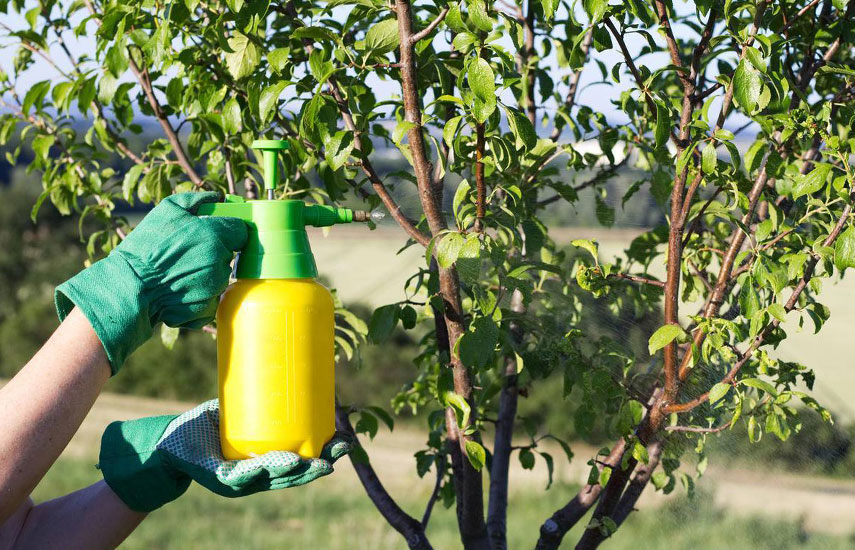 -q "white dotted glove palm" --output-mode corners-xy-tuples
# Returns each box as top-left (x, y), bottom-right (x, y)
(99, 399), (353, 512)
